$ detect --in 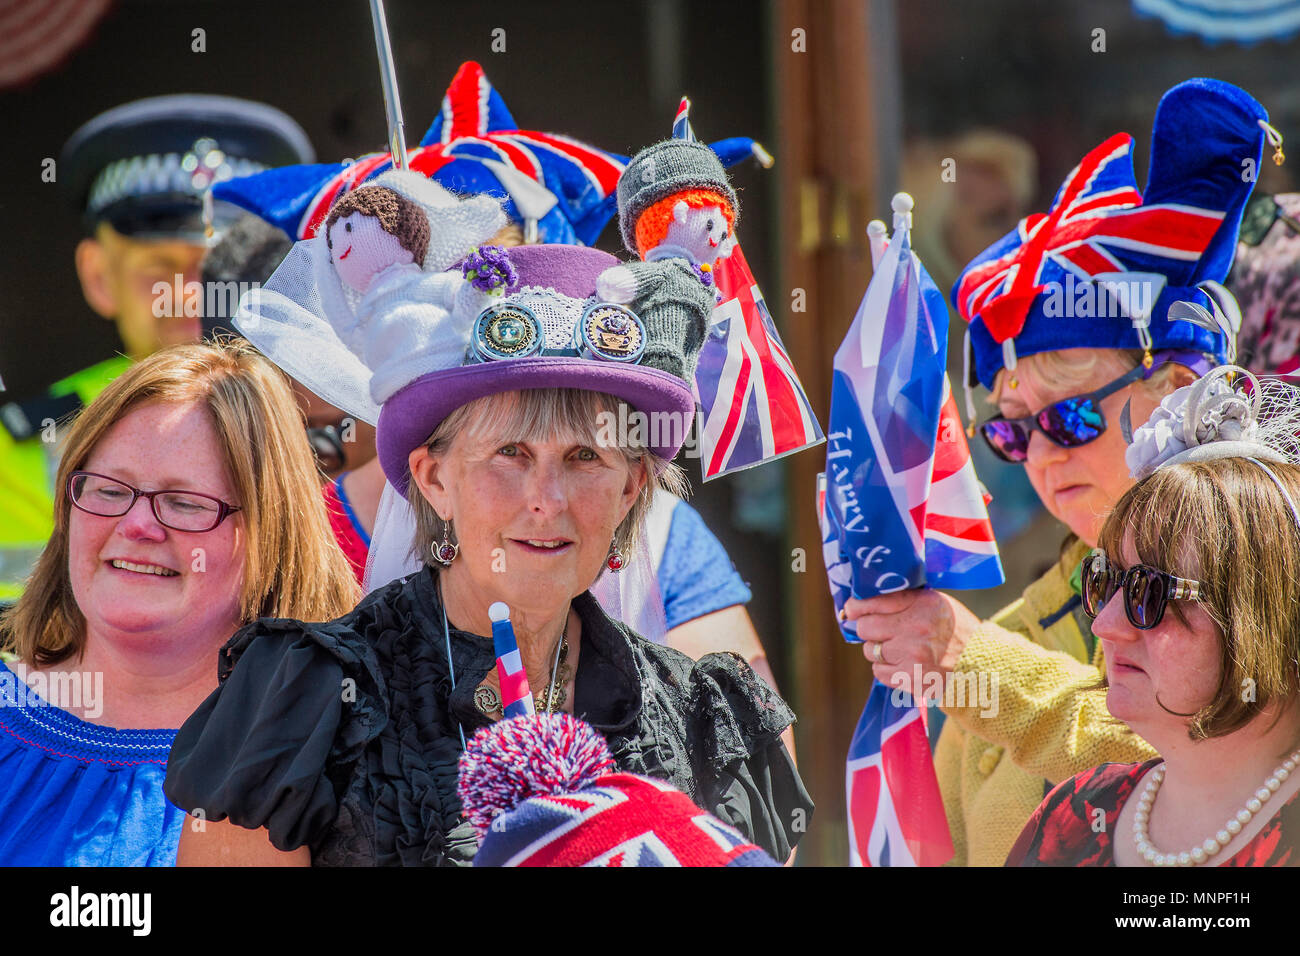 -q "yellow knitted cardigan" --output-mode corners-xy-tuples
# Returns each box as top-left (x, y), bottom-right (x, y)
(934, 537), (1159, 866)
